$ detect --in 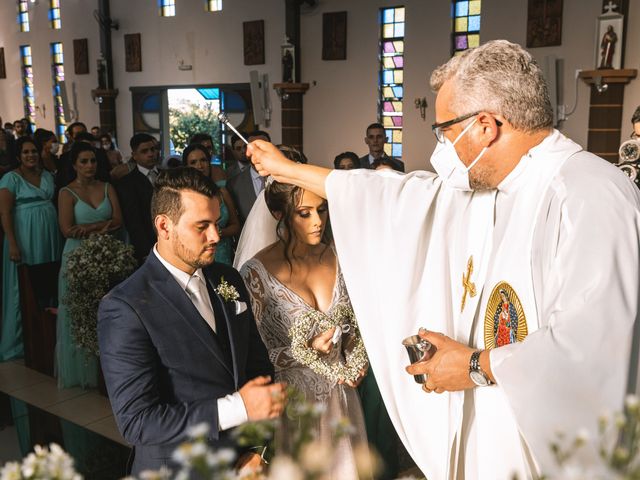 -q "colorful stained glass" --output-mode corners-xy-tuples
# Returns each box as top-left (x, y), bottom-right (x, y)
(379, 6), (405, 159)
(159, 0), (176, 16)
(50, 42), (66, 142)
(205, 0), (222, 11)
(18, 1), (30, 32)
(452, 0), (481, 54)
(20, 45), (35, 123)
(49, 0), (61, 29)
